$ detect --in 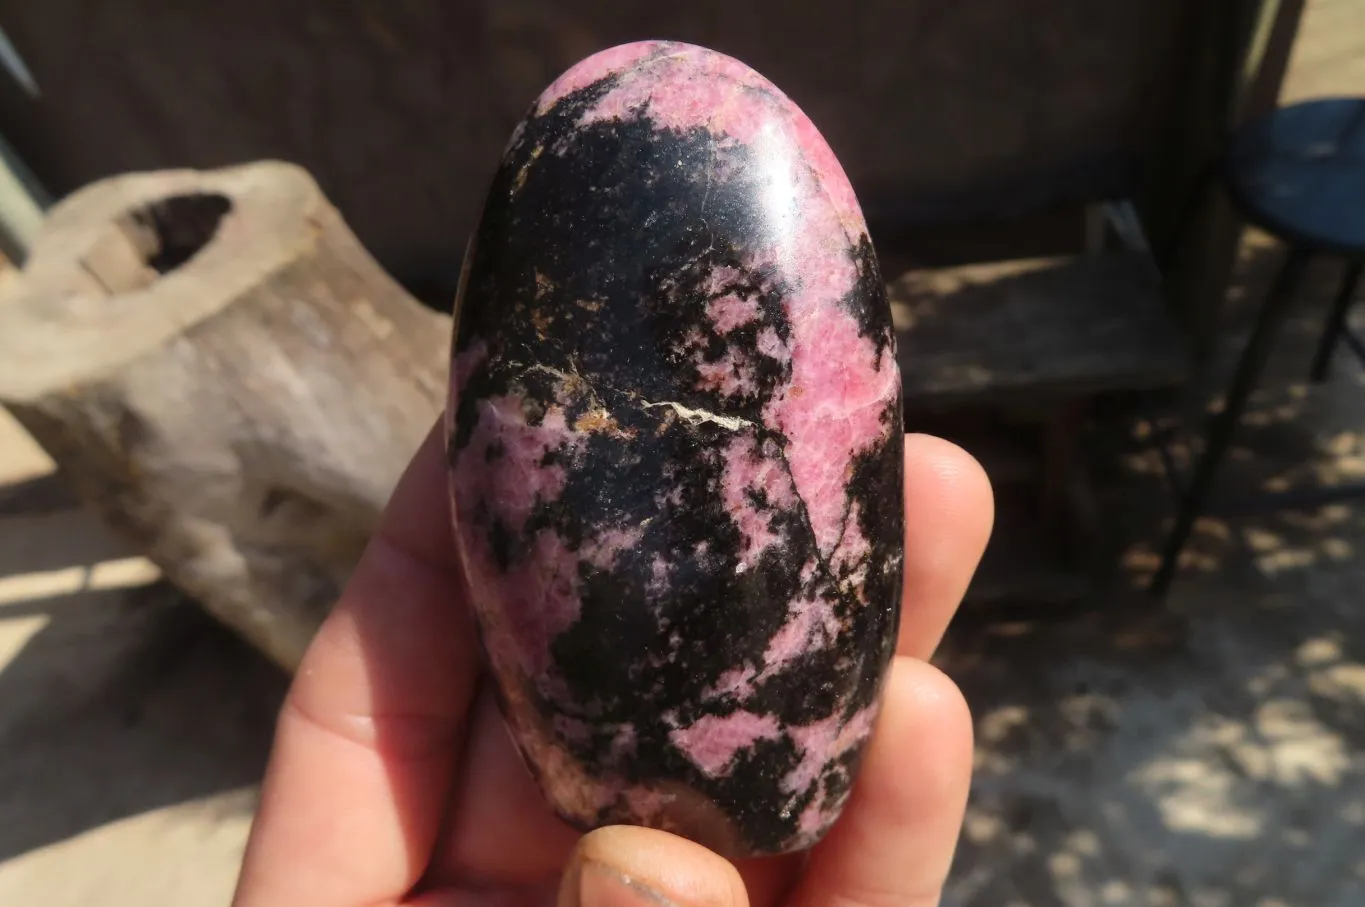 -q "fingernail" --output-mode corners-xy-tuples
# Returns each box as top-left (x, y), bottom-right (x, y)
(576, 860), (681, 907)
